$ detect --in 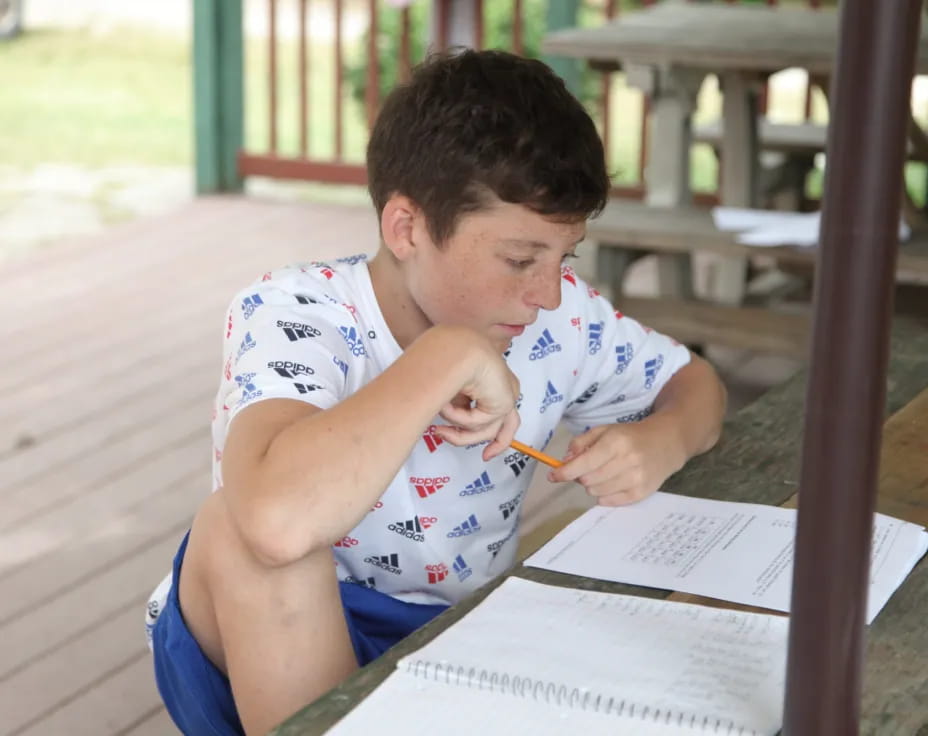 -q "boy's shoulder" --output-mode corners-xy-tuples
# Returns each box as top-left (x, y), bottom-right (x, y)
(227, 255), (372, 315)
